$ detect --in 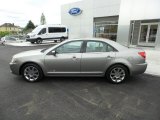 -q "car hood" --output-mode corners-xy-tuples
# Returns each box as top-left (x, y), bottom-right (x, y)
(13, 49), (43, 58)
(27, 32), (37, 36)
